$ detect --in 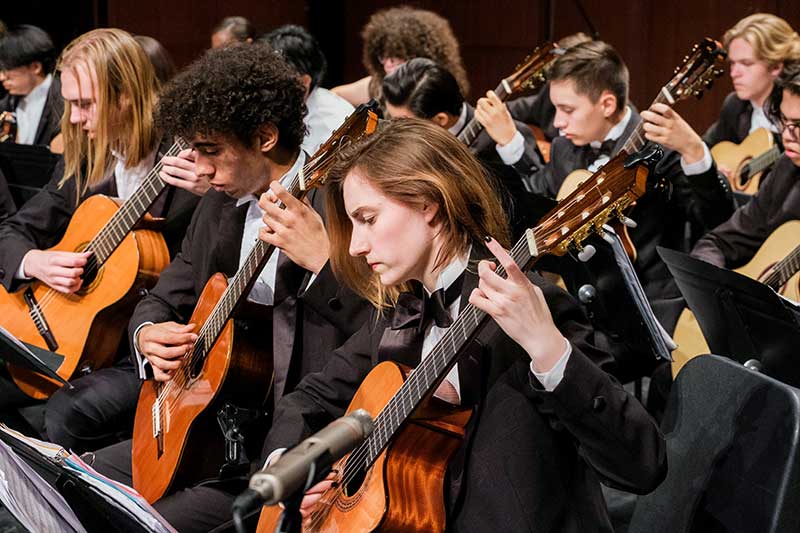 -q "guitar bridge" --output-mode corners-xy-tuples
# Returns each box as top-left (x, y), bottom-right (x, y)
(152, 401), (164, 457)
(23, 287), (59, 352)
